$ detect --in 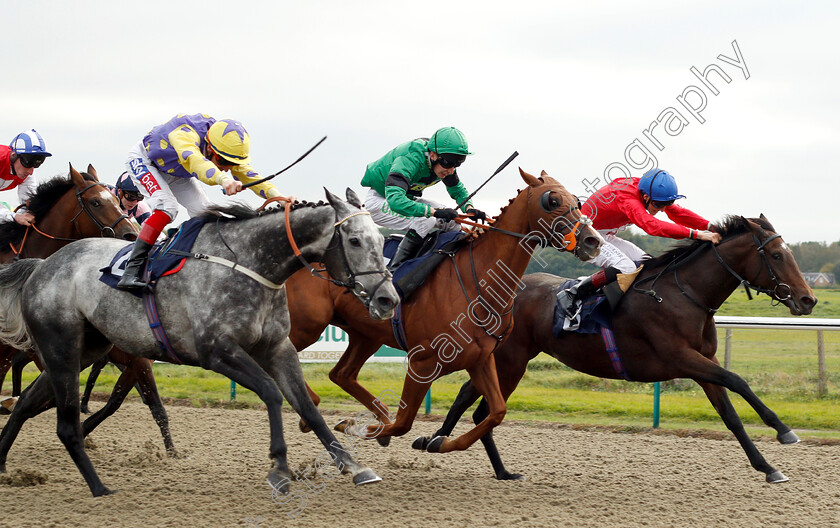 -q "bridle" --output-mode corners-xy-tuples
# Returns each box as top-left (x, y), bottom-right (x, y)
(633, 230), (793, 314)
(445, 186), (589, 341)
(275, 198), (391, 309)
(69, 182), (132, 238)
(454, 187), (590, 255)
(9, 181), (131, 257)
